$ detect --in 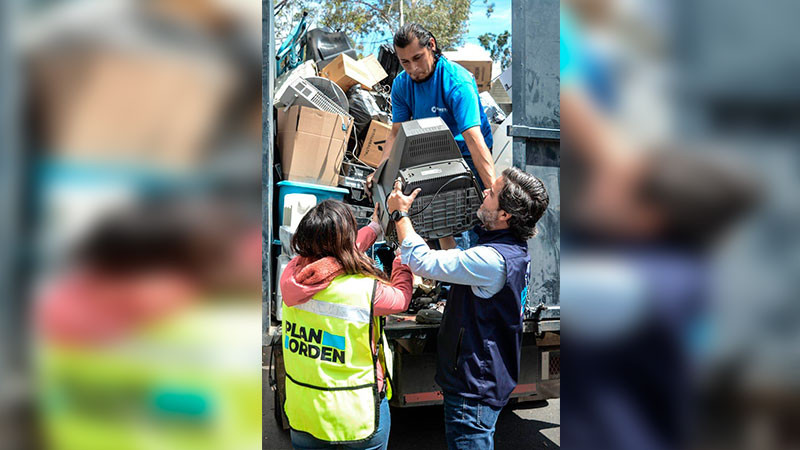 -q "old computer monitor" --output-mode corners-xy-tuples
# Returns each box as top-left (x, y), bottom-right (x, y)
(371, 117), (483, 243)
